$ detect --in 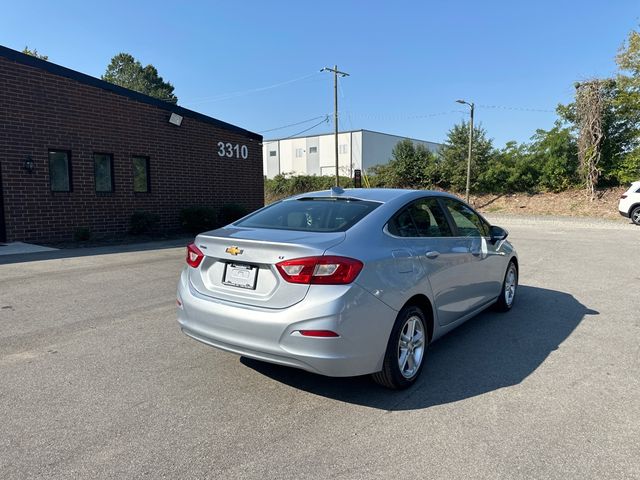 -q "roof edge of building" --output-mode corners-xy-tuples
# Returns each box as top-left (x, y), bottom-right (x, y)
(0, 45), (261, 141)
(264, 128), (441, 145)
